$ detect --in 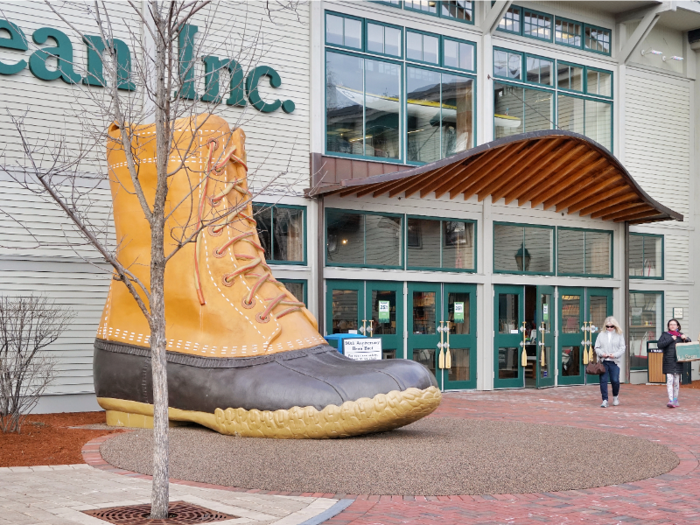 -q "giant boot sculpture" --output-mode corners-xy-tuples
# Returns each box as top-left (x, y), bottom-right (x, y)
(94, 114), (441, 438)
